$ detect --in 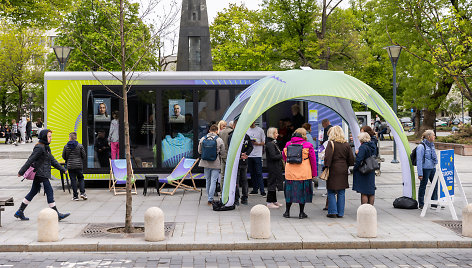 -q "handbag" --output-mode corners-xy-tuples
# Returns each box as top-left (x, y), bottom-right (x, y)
(319, 141), (334, 181)
(359, 155), (380, 174)
(23, 166), (36, 181)
(319, 167), (329, 181)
